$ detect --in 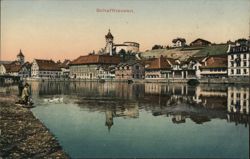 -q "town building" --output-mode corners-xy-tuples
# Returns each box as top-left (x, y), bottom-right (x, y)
(58, 59), (71, 78)
(190, 38), (211, 47)
(31, 59), (61, 78)
(0, 61), (30, 78)
(0, 50), (30, 78)
(97, 65), (116, 79)
(172, 38), (186, 47)
(145, 55), (172, 79)
(145, 56), (196, 79)
(17, 49), (25, 65)
(69, 54), (120, 79)
(115, 61), (144, 80)
(227, 42), (249, 78)
(115, 42), (140, 53)
(104, 29), (114, 56)
(103, 30), (140, 55)
(196, 55), (228, 78)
